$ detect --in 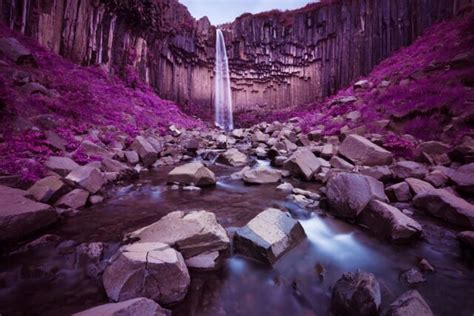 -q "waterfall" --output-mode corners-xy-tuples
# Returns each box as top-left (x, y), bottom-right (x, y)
(214, 29), (234, 131)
